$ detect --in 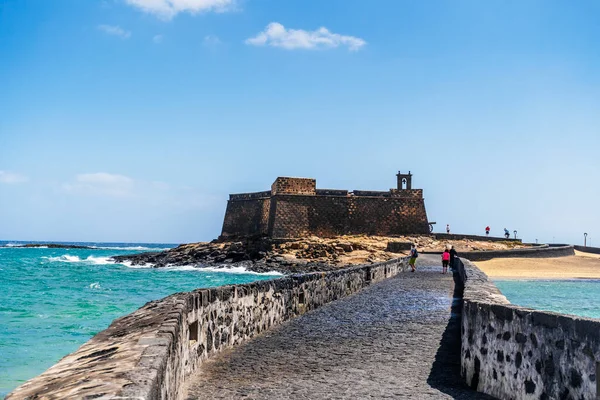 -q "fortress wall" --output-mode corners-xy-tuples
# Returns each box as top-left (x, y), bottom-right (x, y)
(221, 197), (271, 238)
(7, 258), (408, 400)
(457, 258), (600, 399)
(268, 195), (350, 238)
(267, 195), (430, 239)
(349, 196), (429, 236)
